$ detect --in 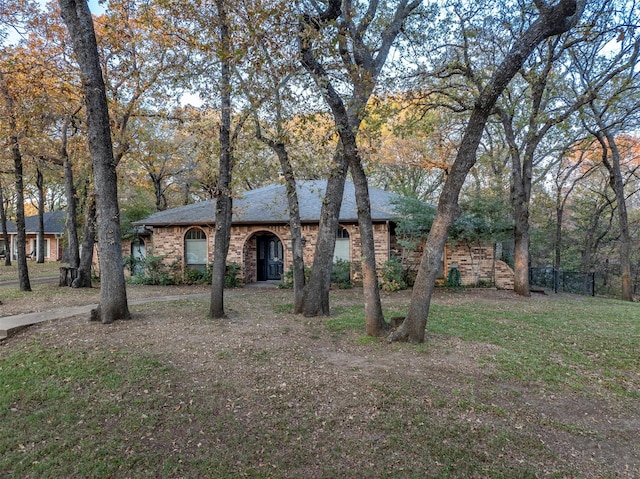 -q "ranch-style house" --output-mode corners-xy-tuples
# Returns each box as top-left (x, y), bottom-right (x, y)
(131, 180), (515, 289)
